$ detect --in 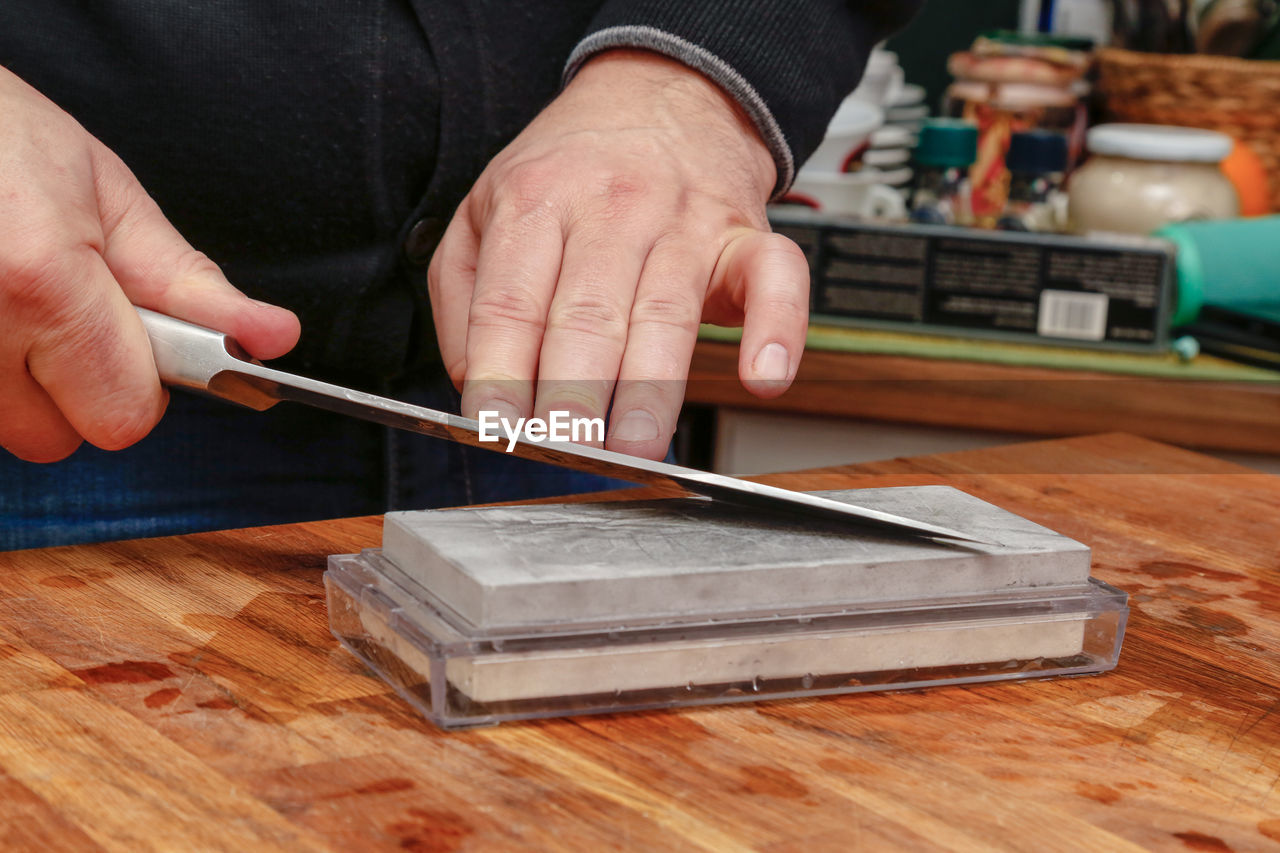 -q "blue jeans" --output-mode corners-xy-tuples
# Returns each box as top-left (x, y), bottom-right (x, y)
(0, 372), (631, 551)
